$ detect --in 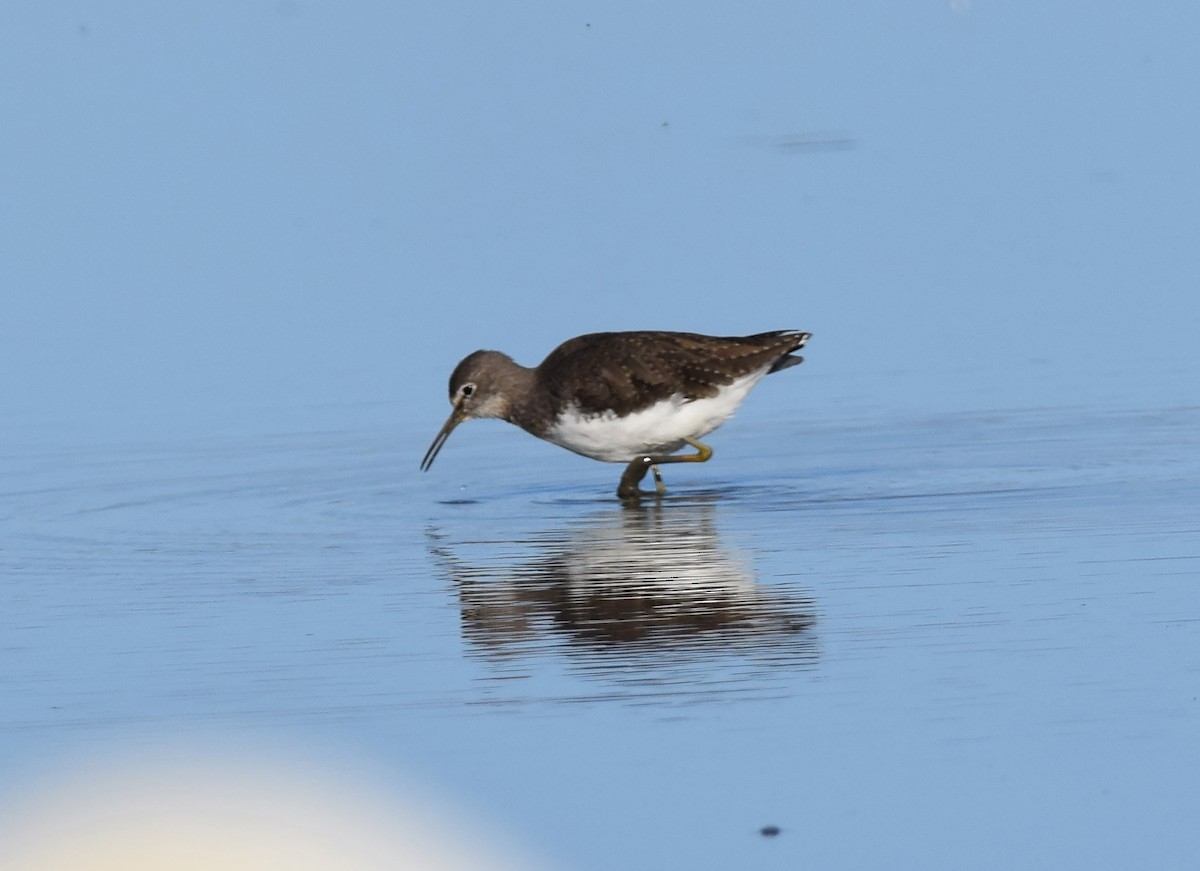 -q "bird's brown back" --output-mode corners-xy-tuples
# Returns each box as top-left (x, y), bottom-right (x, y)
(534, 330), (809, 418)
